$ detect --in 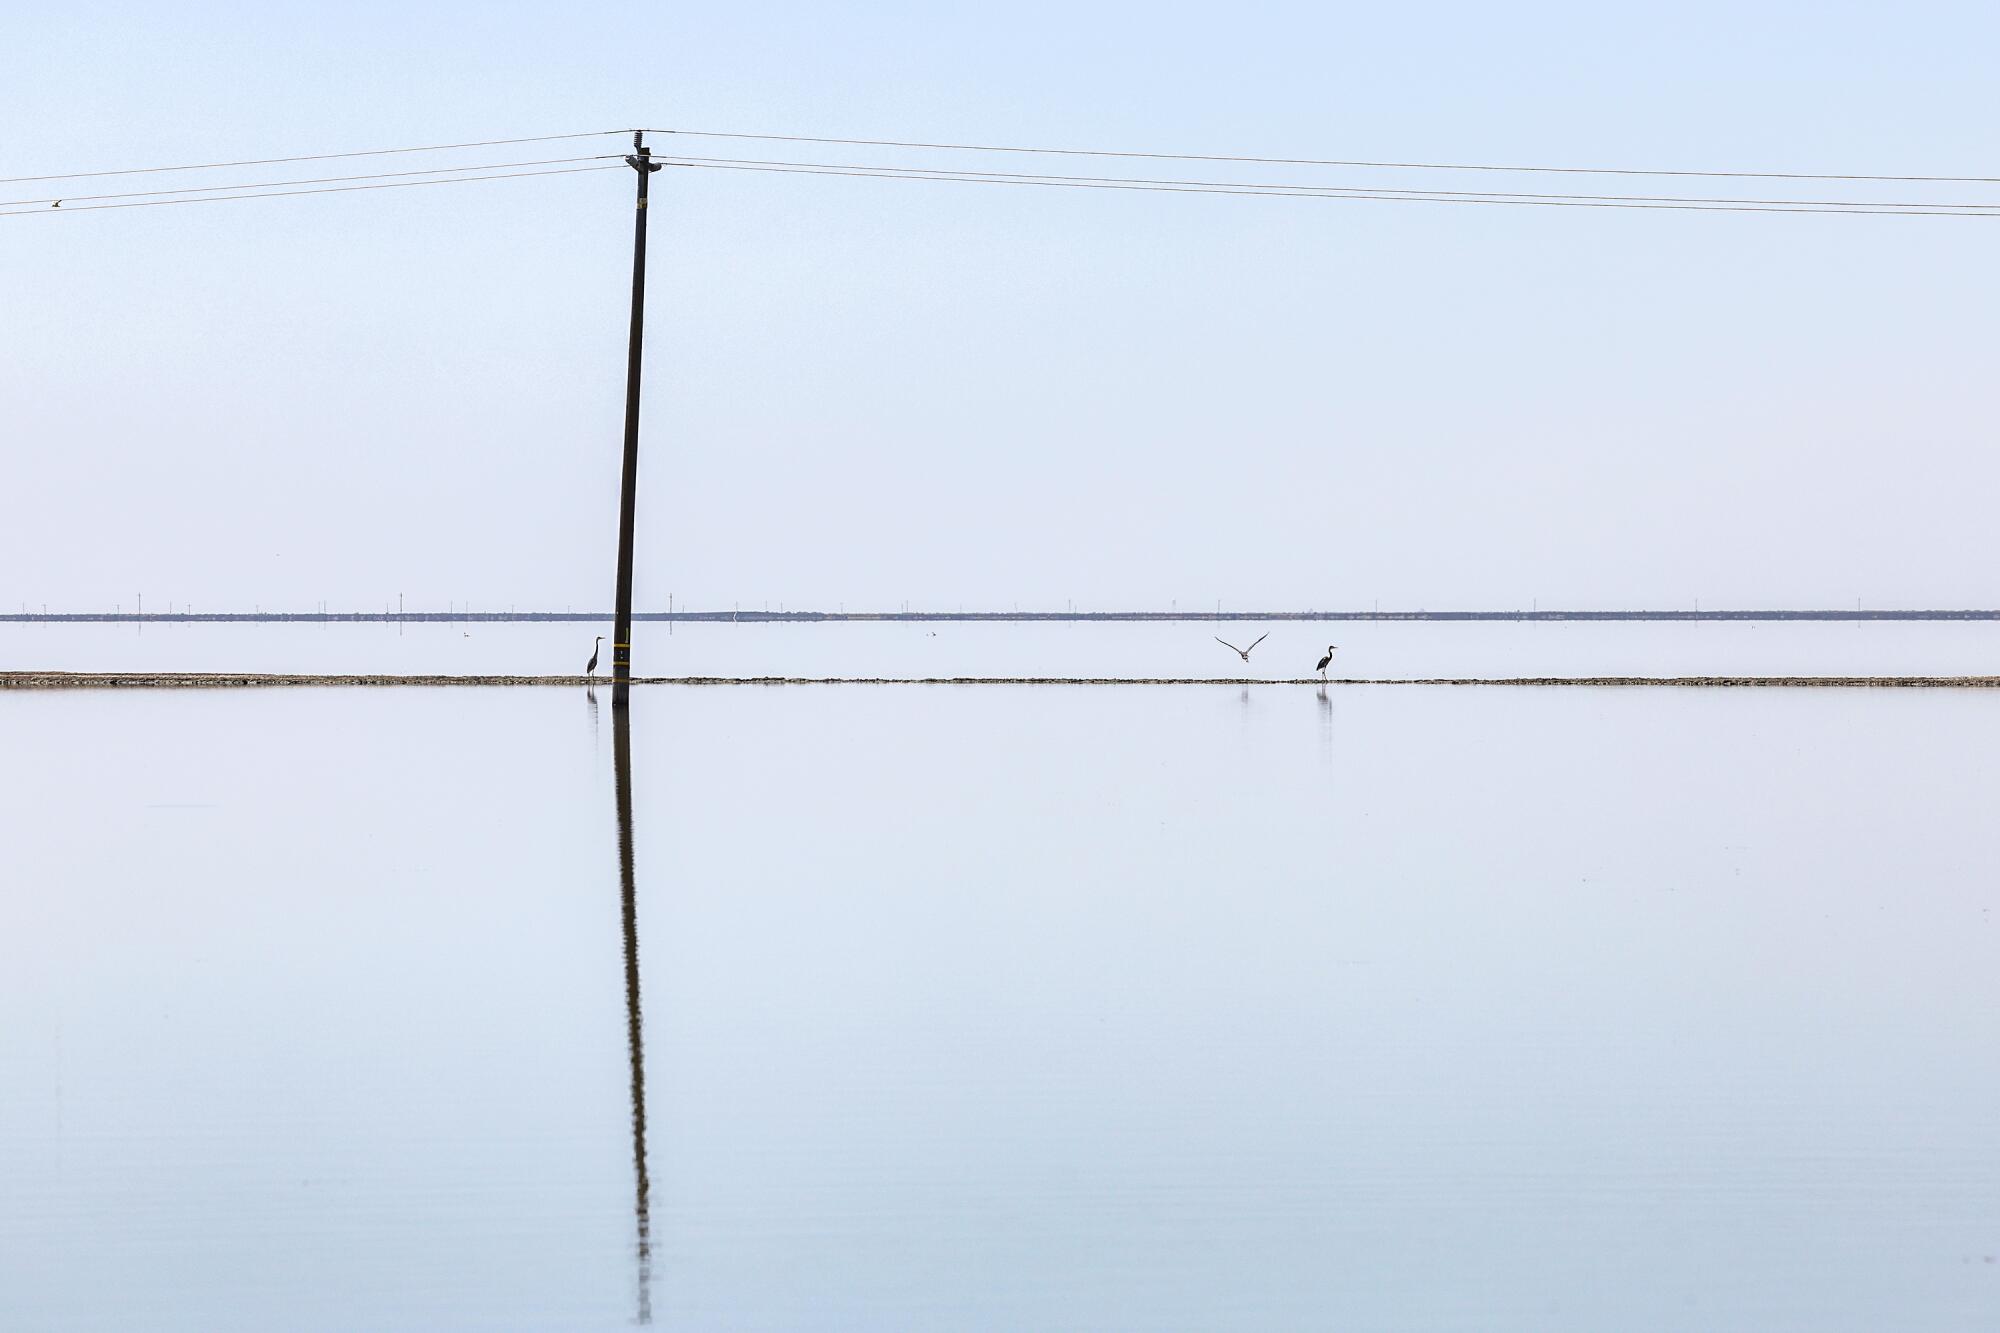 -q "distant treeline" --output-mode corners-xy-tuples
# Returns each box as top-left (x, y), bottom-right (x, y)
(10, 610), (2000, 624)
